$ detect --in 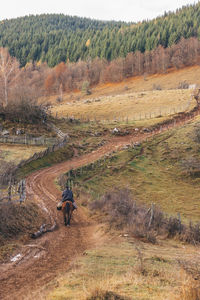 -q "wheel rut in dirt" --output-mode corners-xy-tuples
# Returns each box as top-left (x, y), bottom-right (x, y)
(0, 112), (199, 299)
